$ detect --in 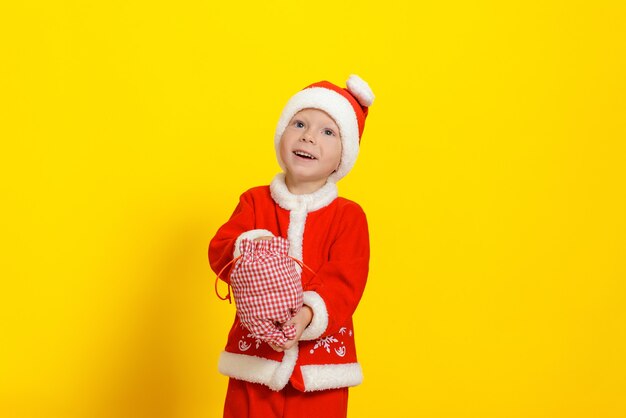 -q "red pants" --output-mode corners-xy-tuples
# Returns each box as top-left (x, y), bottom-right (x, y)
(223, 378), (348, 418)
